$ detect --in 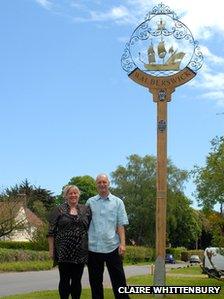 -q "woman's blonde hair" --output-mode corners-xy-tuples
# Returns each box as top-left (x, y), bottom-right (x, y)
(63, 185), (80, 199)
